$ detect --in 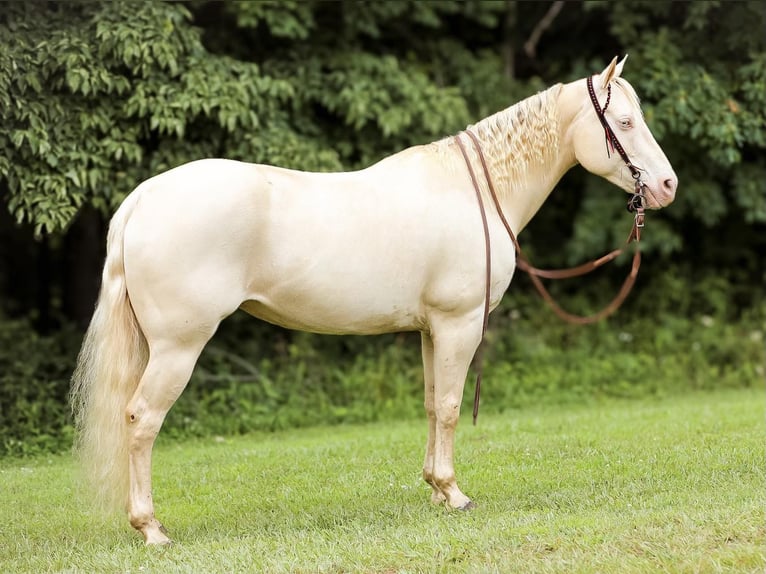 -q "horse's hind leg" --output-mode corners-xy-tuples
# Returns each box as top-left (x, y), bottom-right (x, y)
(125, 333), (213, 545)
